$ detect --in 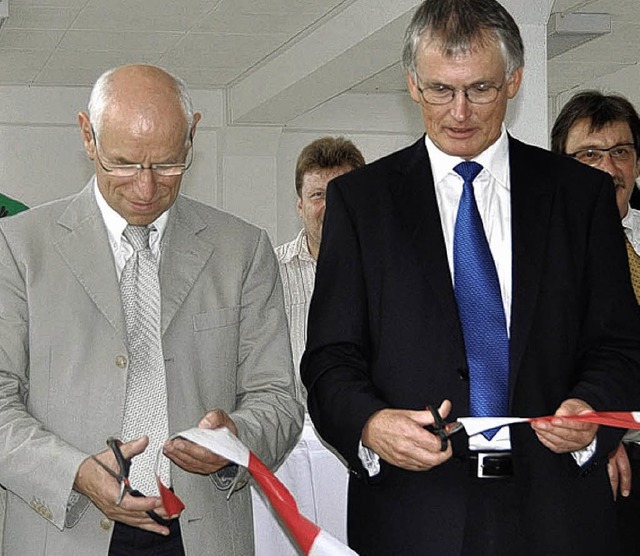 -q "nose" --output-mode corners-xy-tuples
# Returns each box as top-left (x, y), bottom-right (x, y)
(449, 90), (471, 122)
(135, 168), (158, 200)
(595, 153), (620, 178)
